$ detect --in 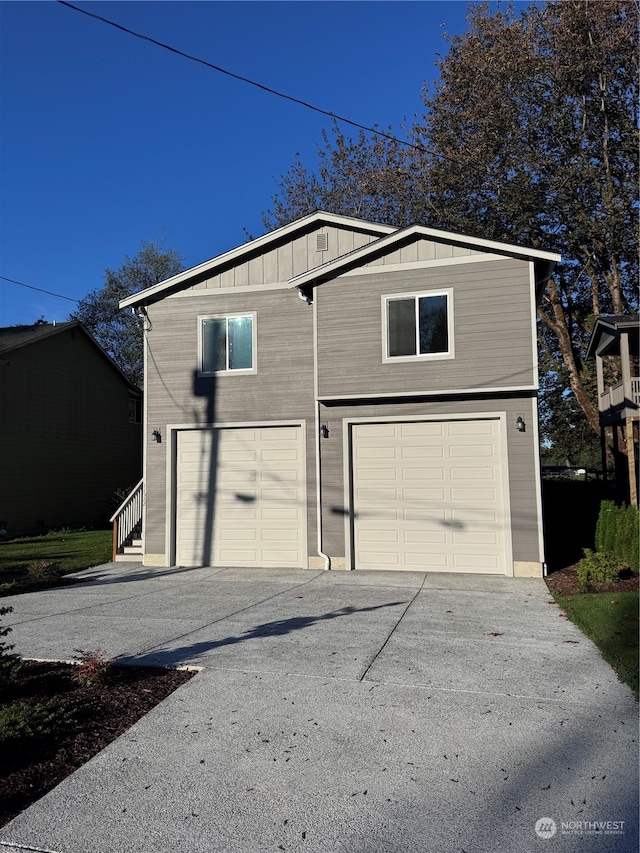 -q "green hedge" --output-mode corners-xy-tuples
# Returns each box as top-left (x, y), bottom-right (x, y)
(595, 501), (639, 573)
